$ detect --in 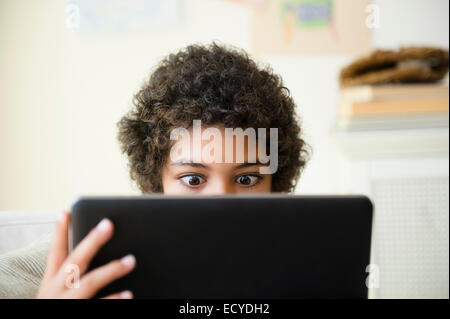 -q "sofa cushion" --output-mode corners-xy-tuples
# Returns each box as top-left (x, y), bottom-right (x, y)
(0, 211), (59, 254)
